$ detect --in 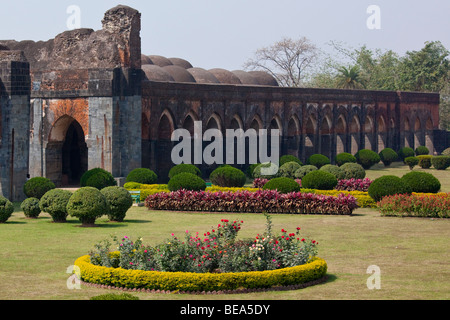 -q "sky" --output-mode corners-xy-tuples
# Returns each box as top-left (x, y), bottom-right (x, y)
(1, 0), (449, 71)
